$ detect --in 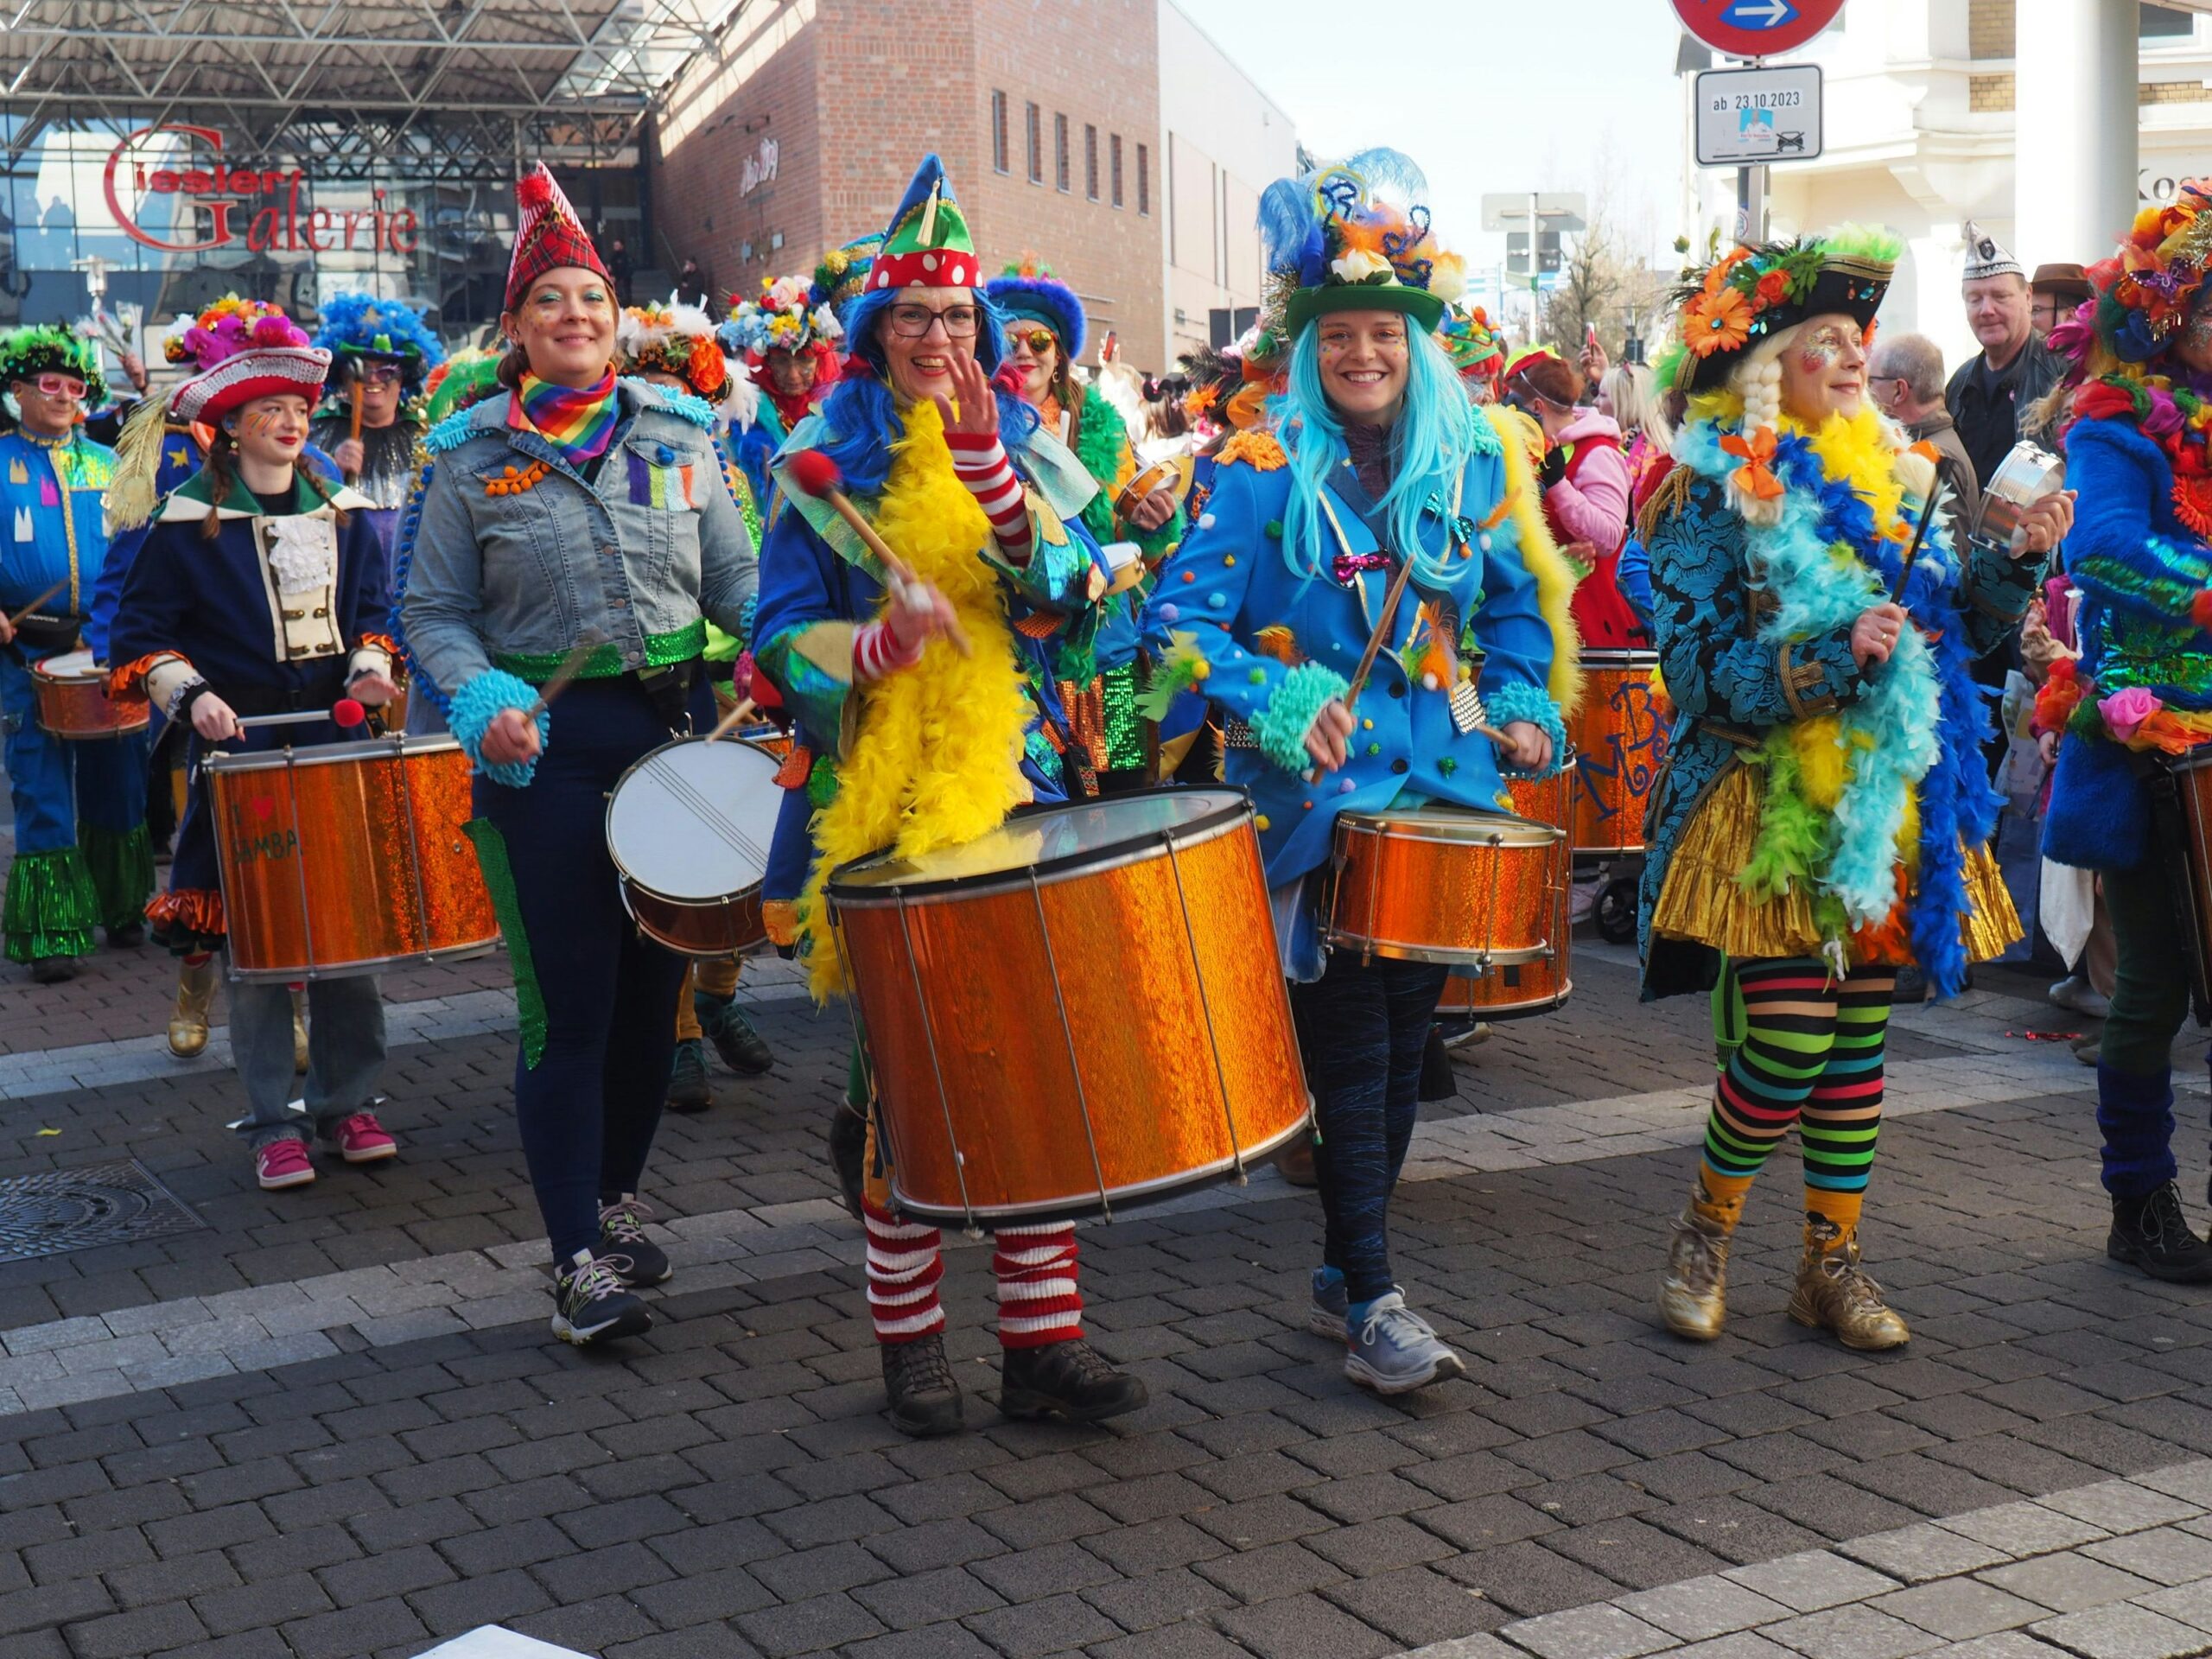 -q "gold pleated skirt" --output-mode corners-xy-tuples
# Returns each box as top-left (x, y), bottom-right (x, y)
(1651, 761), (2021, 966)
